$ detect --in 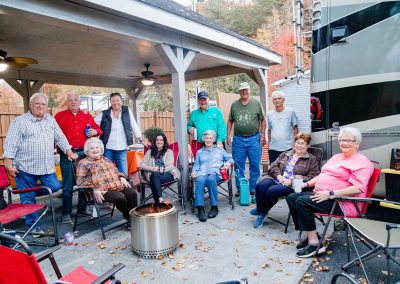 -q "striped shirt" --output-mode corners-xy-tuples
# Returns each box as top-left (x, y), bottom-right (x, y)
(3, 111), (71, 175)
